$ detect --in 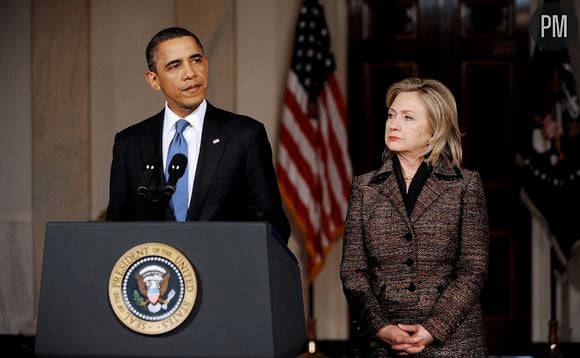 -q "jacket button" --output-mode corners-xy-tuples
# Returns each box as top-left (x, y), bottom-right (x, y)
(404, 233), (412, 241)
(405, 258), (414, 267)
(437, 285), (444, 293)
(408, 283), (416, 292)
